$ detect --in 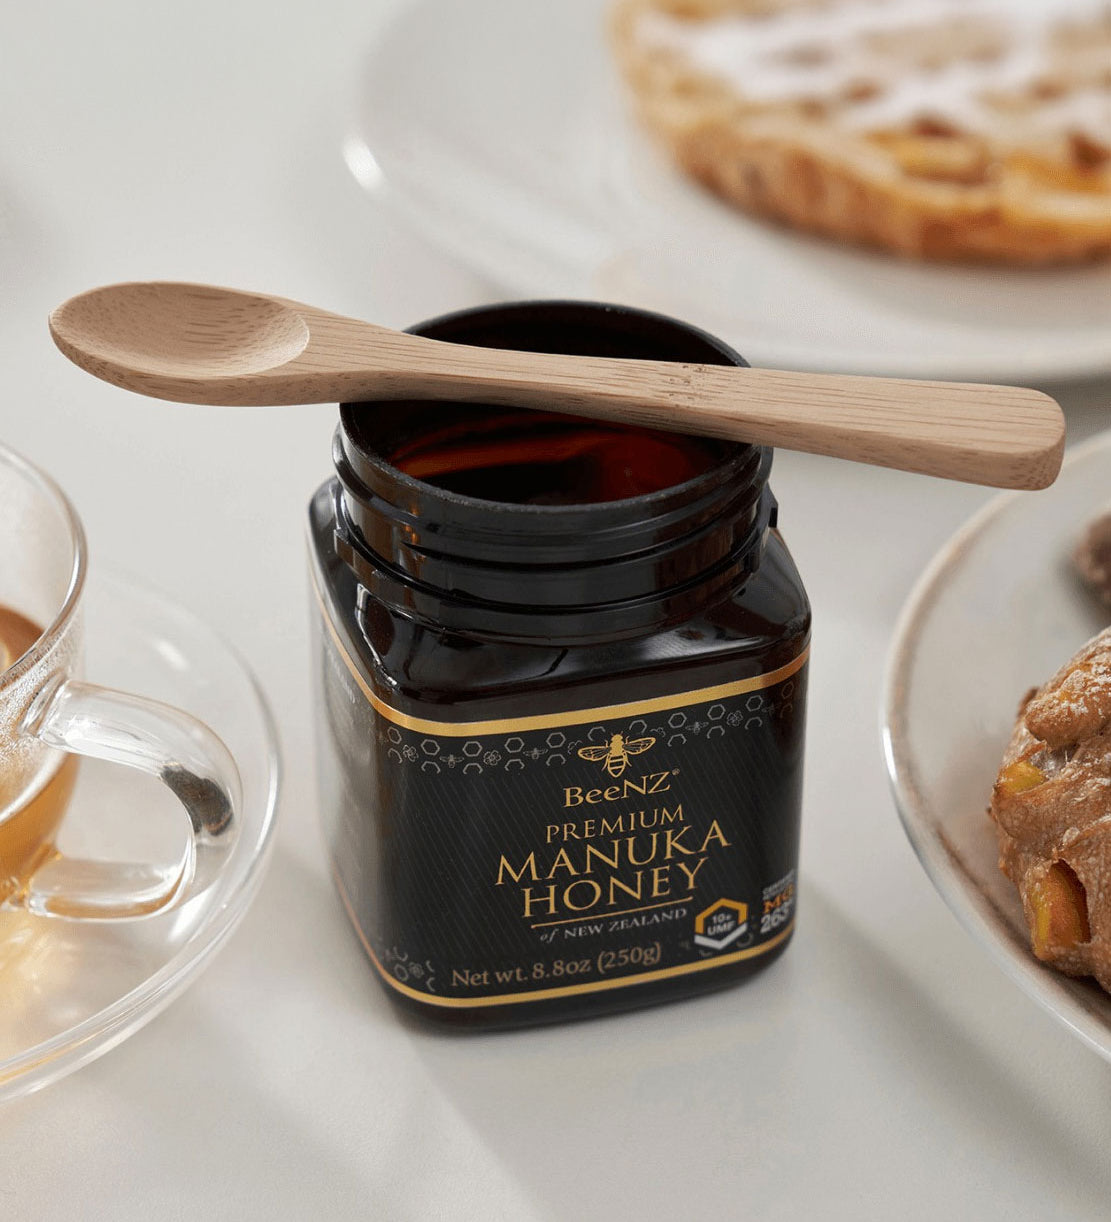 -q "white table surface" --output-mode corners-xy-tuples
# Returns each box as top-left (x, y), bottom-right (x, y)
(3, 1), (1111, 1218)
